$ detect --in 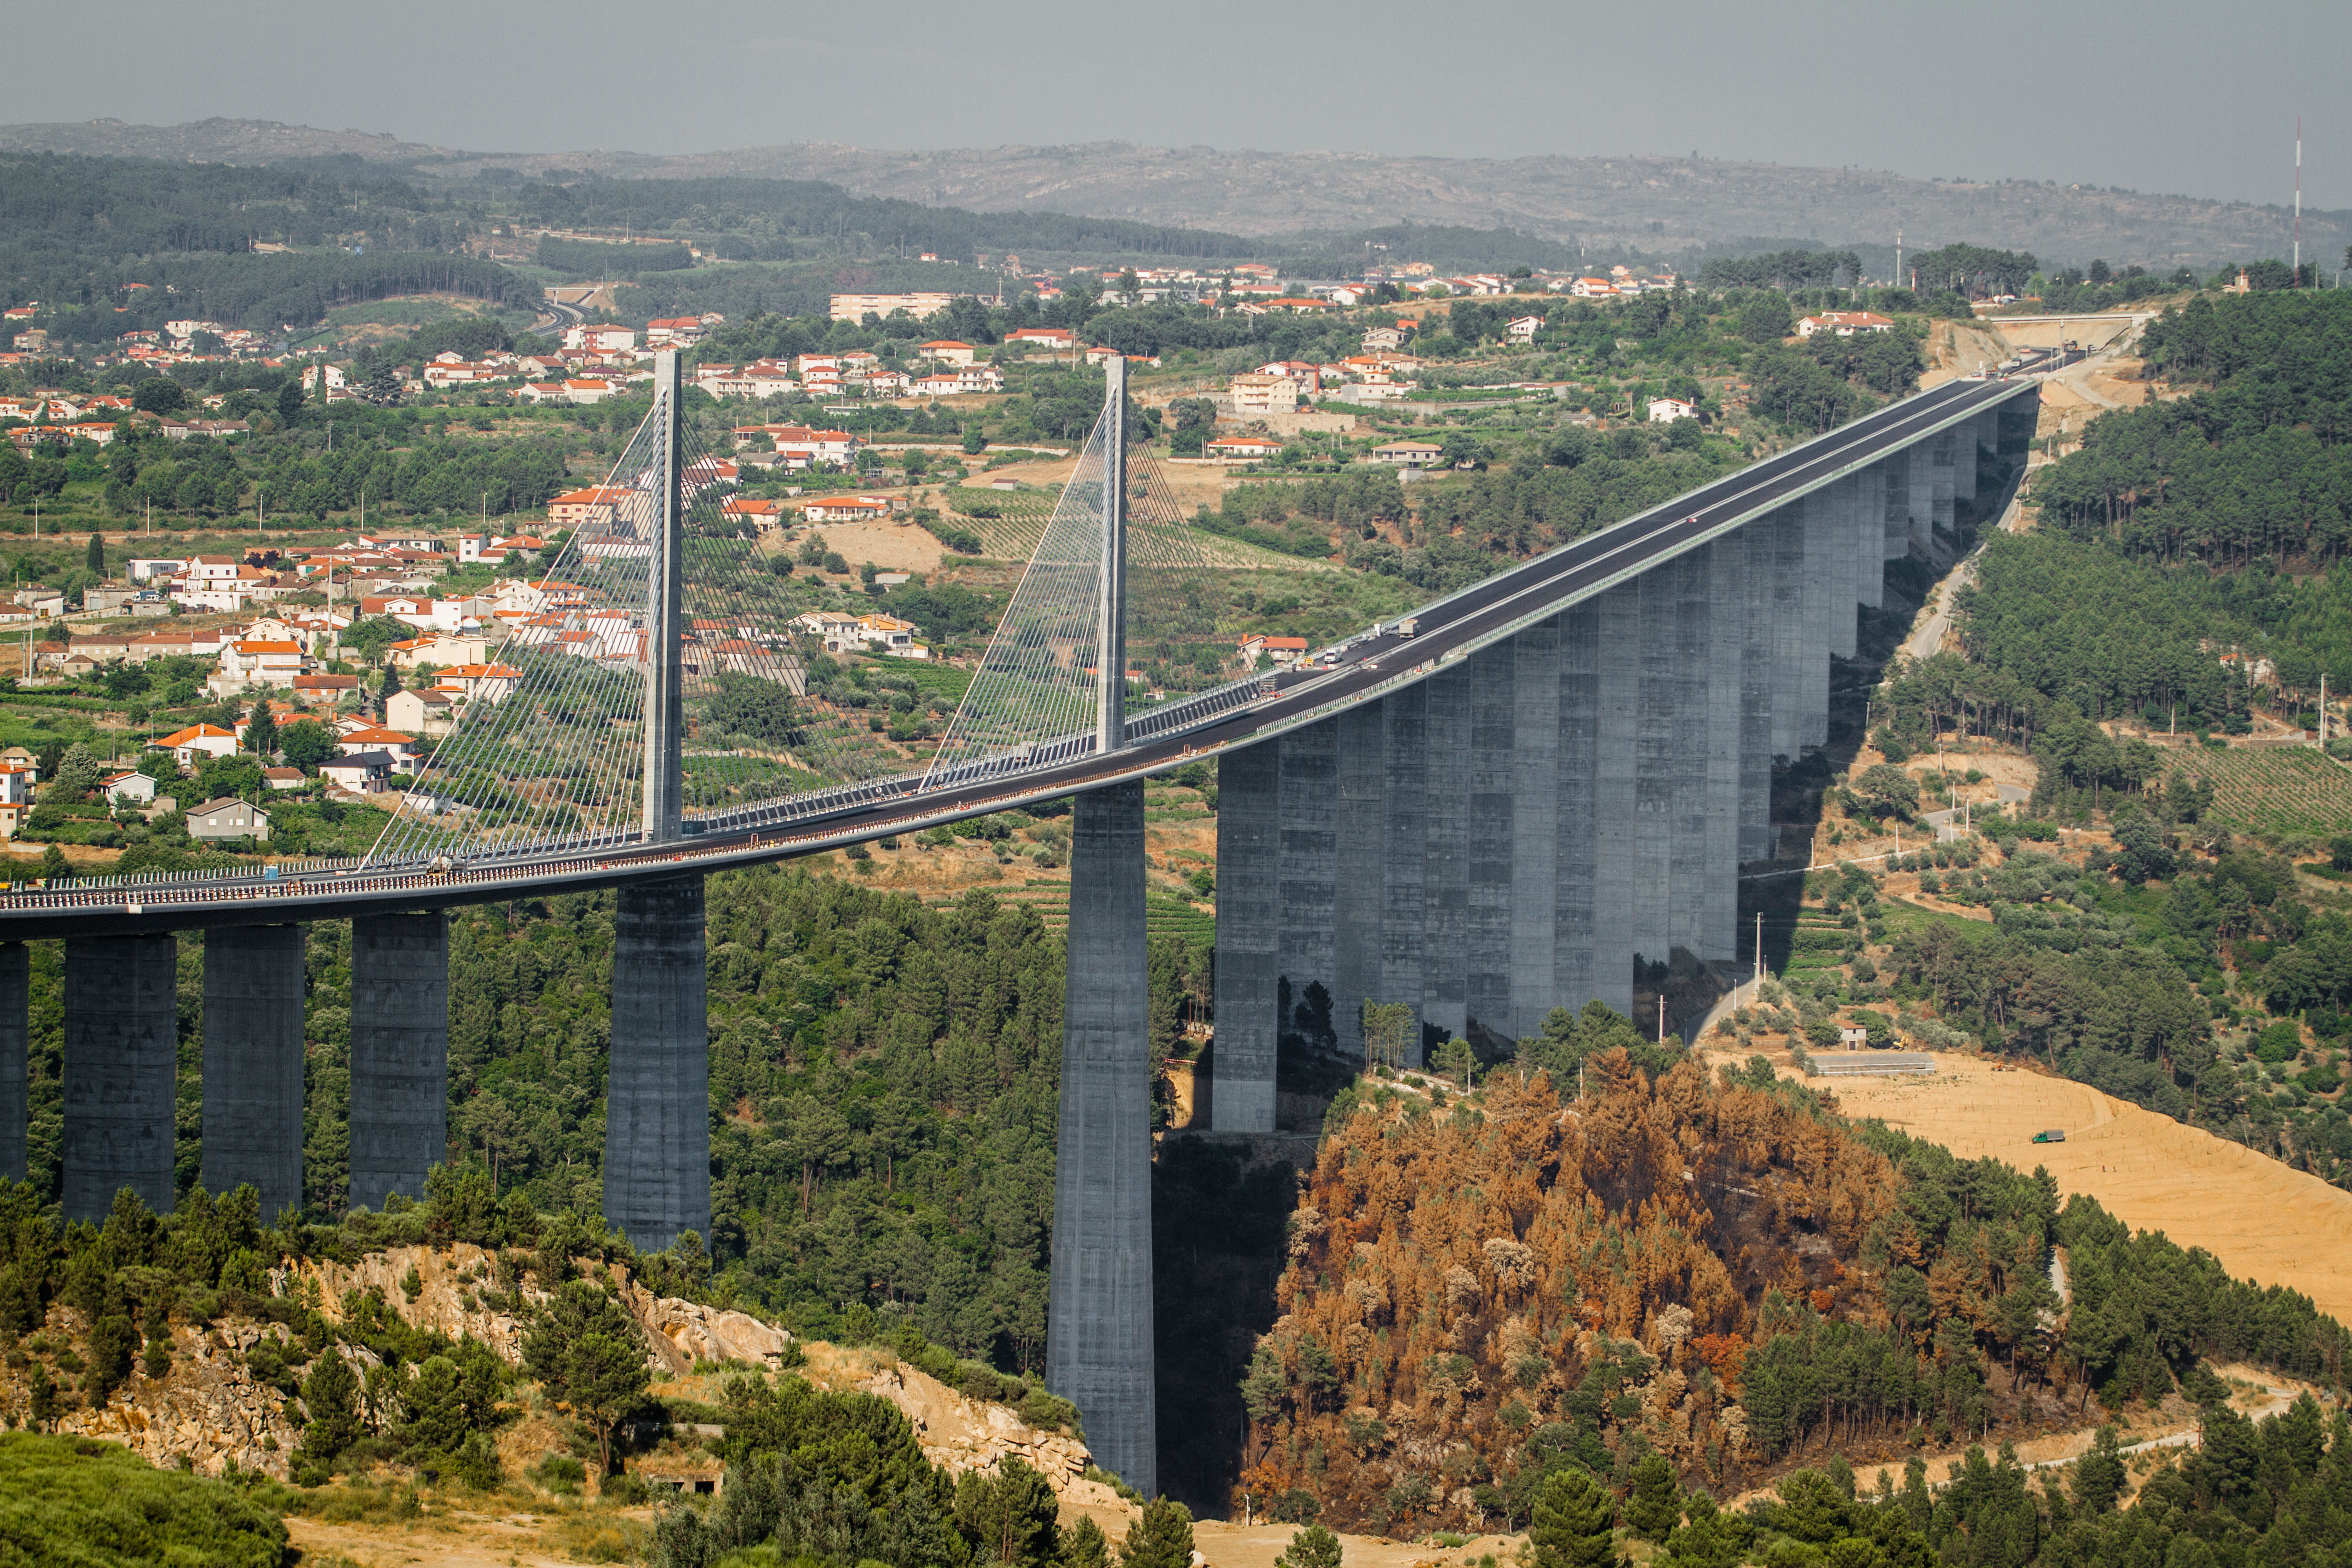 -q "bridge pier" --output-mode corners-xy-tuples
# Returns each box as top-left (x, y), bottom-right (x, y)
(1798, 490), (1836, 749)
(1378, 686), (1429, 1060)
(1736, 529), (1777, 864)
(0, 944), (24, 1184)
(1509, 618), (1563, 1039)
(63, 934), (179, 1223)
(1421, 662), (1473, 1042)
(1047, 778), (1155, 1497)
(1883, 450), (1914, 562)
(605, 875), (710, 1253)
(1210, 742), (1278, 1131)
(1465, 642), (1518, 1040)
(349, 912), (449, 1213)
(1701, 541), (1744, 960)
(201, 925), (307, 1220)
